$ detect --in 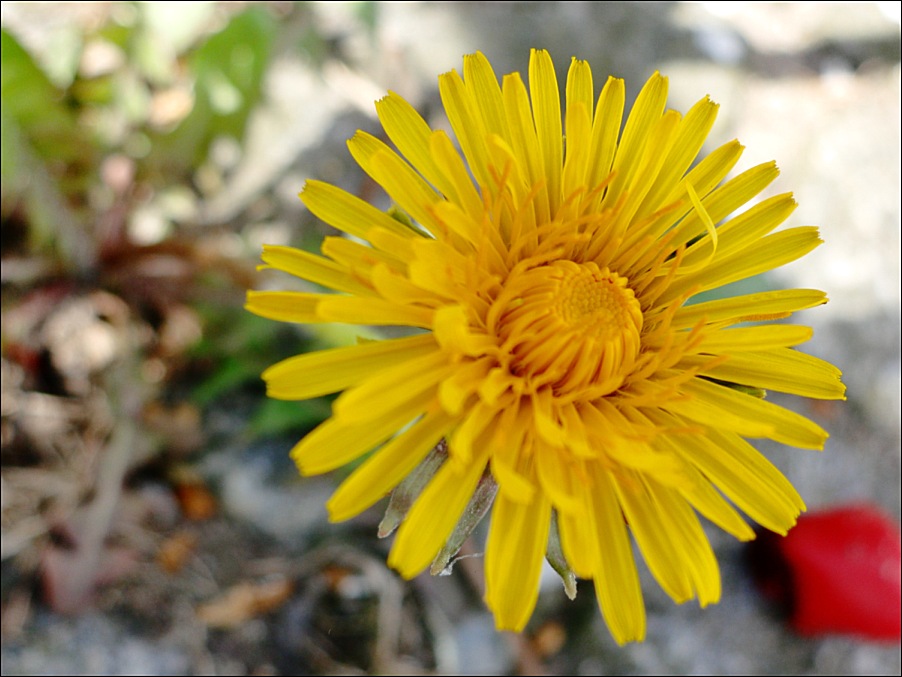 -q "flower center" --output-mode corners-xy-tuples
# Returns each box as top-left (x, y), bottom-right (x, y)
(495, 260), (643, 396)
